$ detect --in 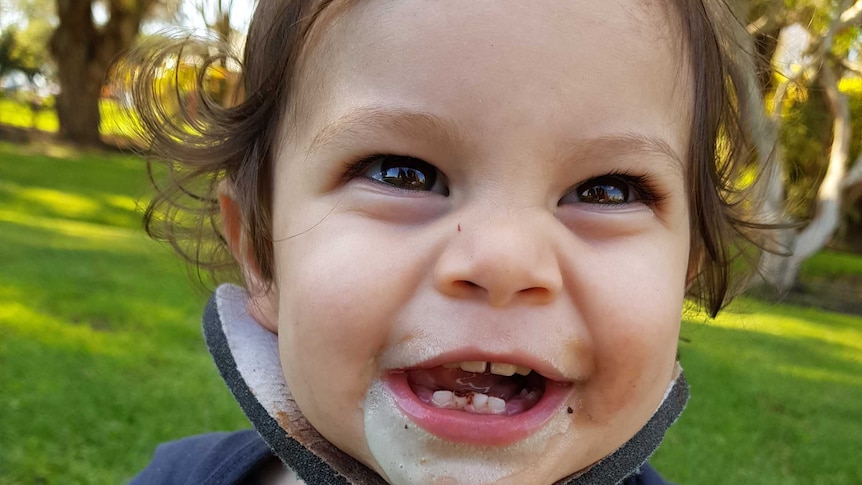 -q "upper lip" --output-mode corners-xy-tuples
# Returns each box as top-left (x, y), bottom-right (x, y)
(392, 347), (575, 383)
